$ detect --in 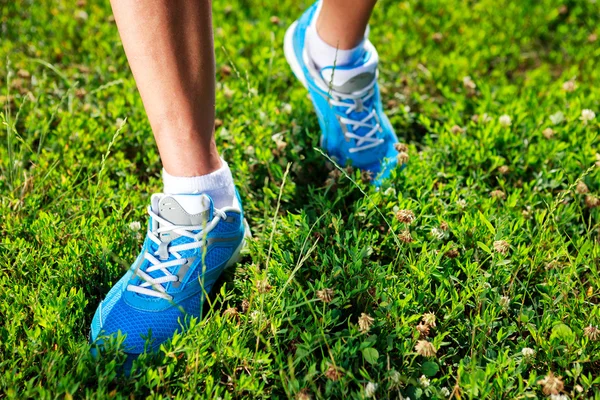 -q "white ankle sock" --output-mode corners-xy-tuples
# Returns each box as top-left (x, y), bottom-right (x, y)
(306, 16), (366, 70)
(162, 159), (235, 209)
